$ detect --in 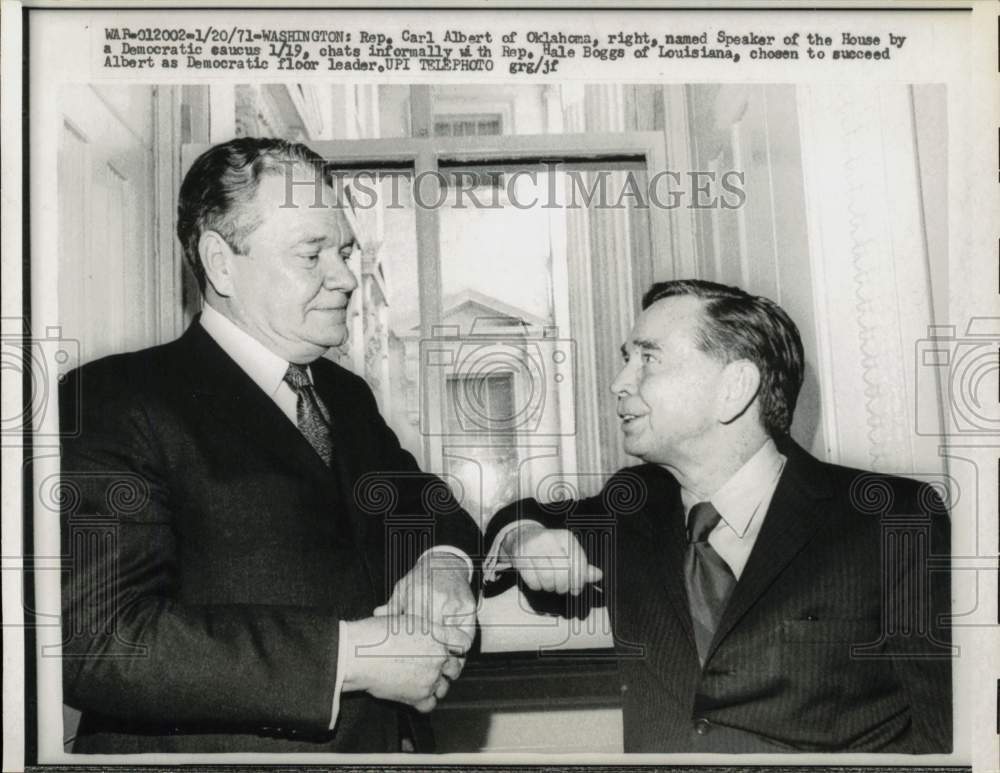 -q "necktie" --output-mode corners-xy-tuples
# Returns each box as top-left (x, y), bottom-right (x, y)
(684, 501), (736, 665)
(283, 363), (334, 465)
